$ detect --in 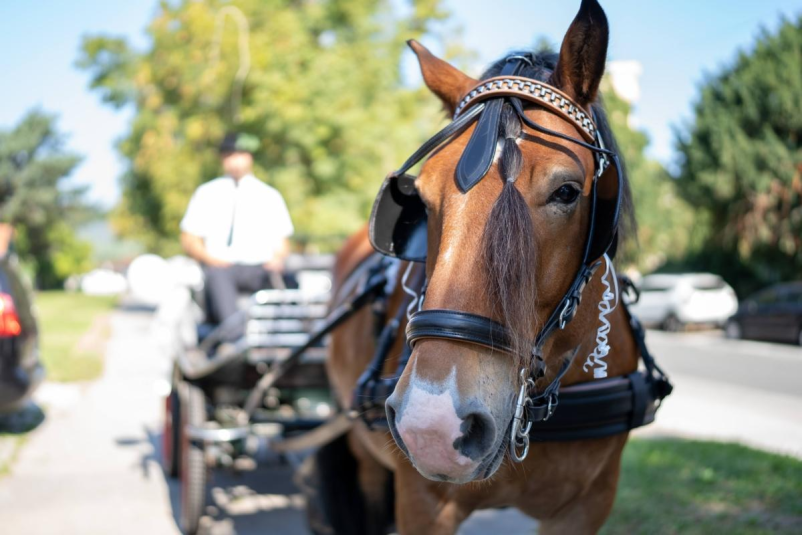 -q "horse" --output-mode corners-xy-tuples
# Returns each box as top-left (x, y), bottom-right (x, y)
(318, 1), (654, 533)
